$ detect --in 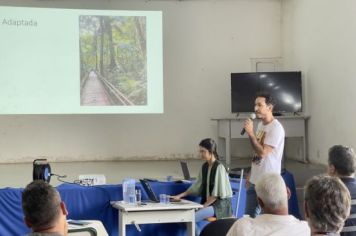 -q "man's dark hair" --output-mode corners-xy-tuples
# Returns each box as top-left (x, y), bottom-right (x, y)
(304, 175), (351, 233)
(22, 180), (61, 230)
(328, 145), (356, 176)
(255, 92), (276, 107)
